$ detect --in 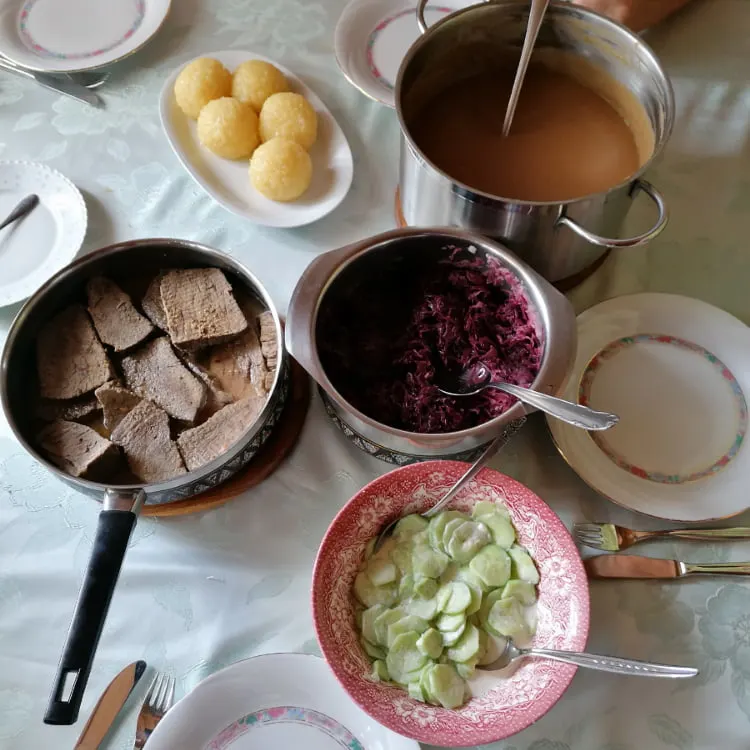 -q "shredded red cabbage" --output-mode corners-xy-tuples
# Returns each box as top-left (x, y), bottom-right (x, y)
(318, 248), (542, 433)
